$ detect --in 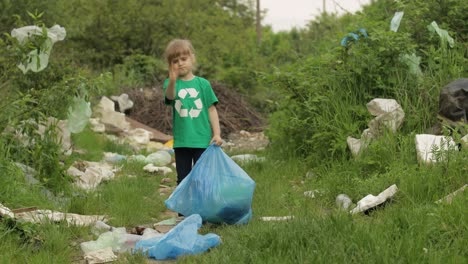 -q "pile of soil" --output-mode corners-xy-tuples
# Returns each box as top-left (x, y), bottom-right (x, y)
(126, 82), (266, 137)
